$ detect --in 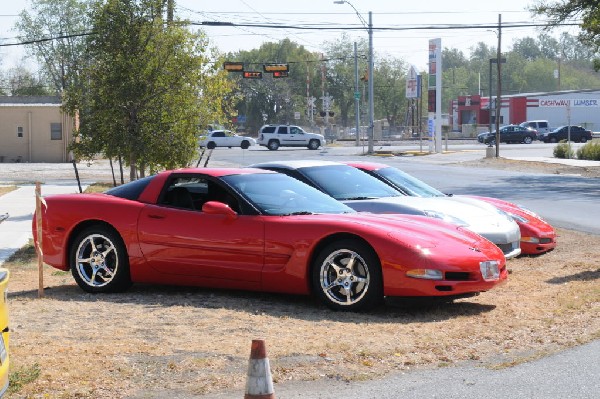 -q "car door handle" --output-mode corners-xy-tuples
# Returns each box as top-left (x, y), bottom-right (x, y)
(147, 214), (165, 220)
